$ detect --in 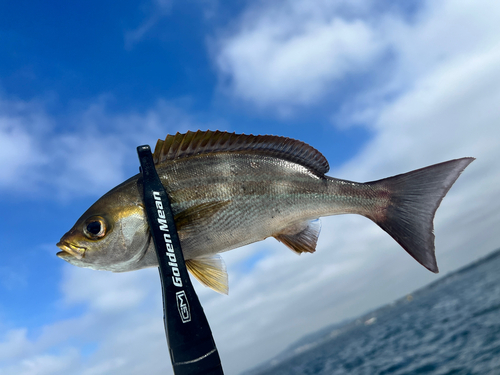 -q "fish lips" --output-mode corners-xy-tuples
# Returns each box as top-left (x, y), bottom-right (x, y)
(56, 241), (86, 260)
